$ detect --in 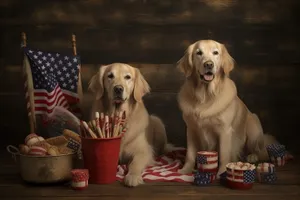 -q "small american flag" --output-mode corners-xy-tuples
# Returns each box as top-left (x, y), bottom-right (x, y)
(196, 152), (218, 173)
(116, 148), (194, 183)
(22, 47), (81, 120)
(197, 155), (208, 164)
